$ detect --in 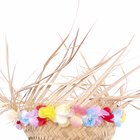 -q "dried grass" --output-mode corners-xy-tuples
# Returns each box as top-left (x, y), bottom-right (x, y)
(0, 29), (140, 114)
